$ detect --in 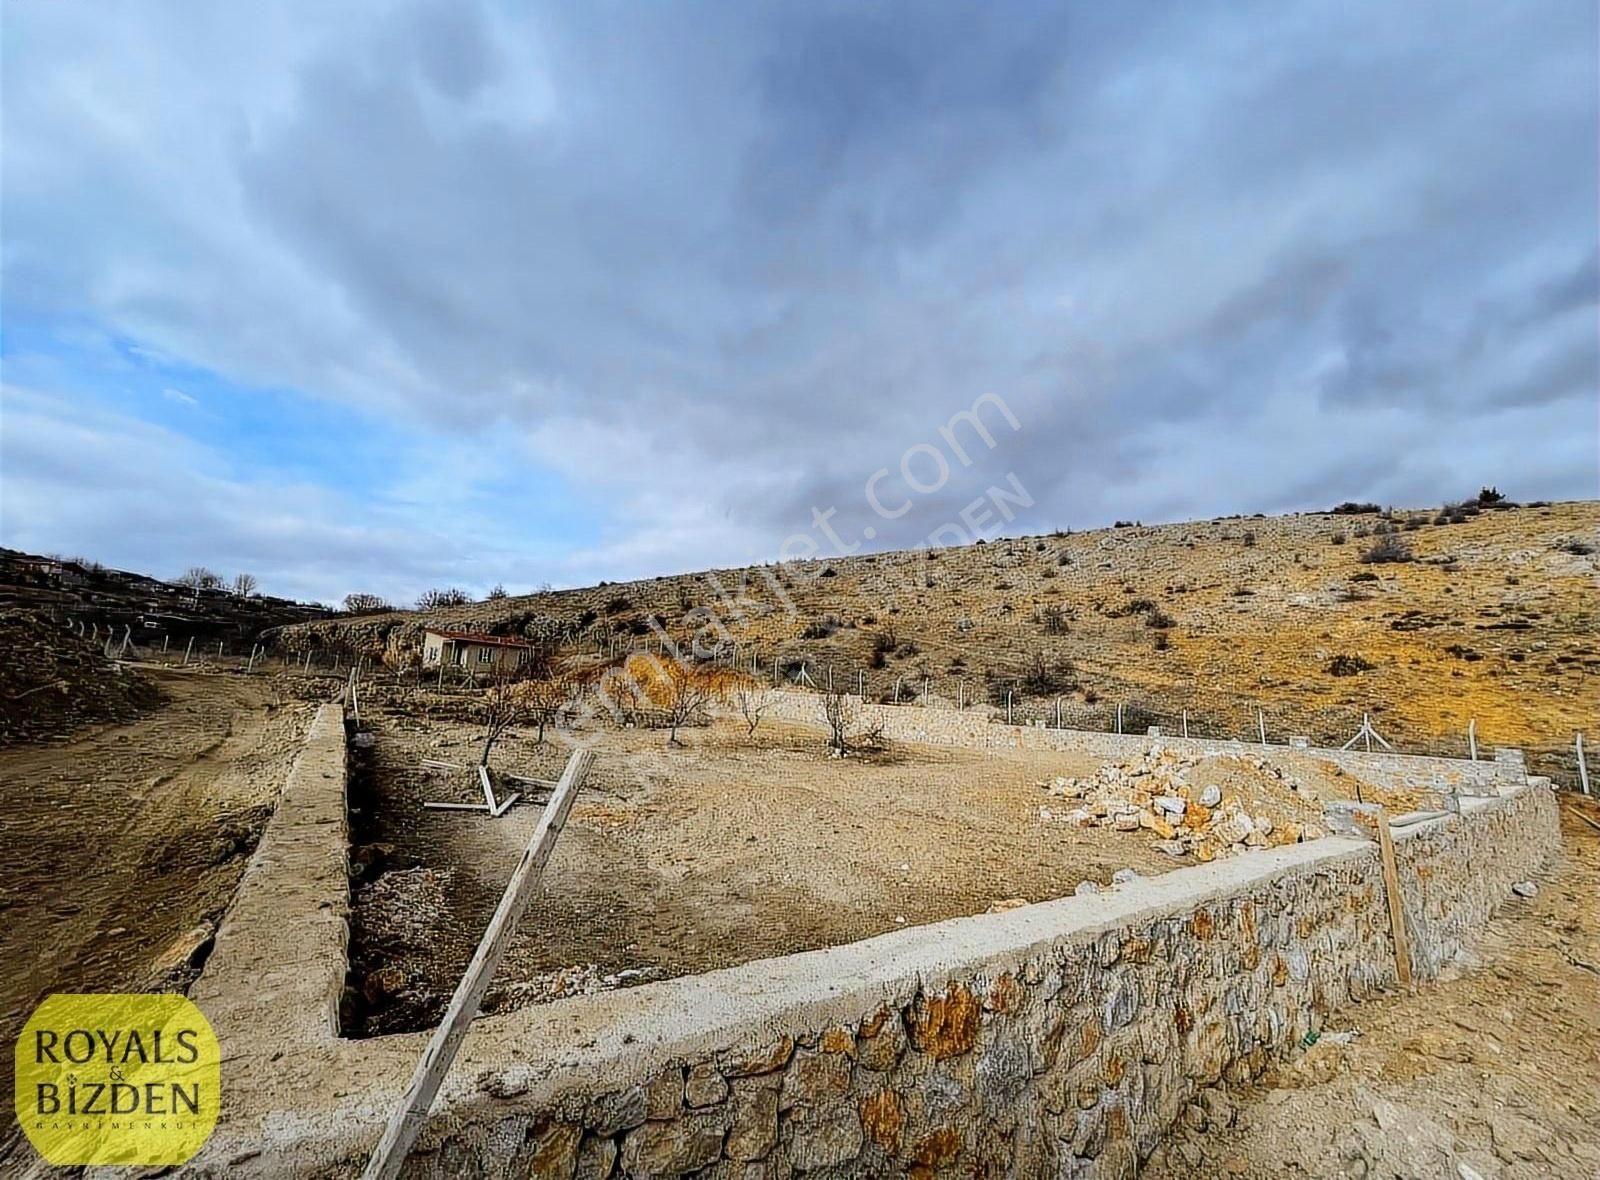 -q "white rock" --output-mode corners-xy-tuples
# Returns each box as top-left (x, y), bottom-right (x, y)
(1200, 785), (1222, 807)
(1111, 869), (1142, 884)
(1254, 814), (1274, 835)
(1510, 880), (1537, 898)
(1154, 795), (1187, 818)
(1075, 880), (1102, 896)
